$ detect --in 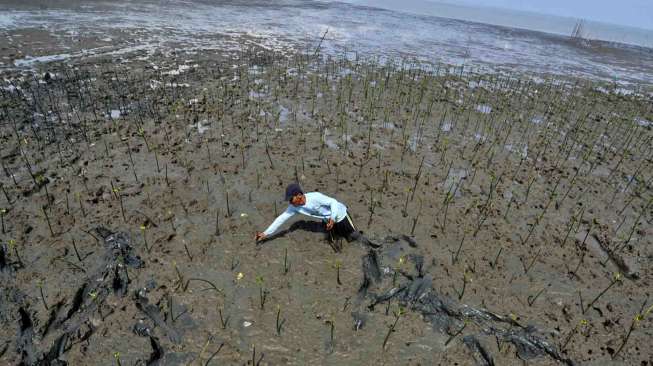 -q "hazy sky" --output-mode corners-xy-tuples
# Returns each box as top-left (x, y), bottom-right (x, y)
(344, 0), (653, 31)
(446, 0), (653, 30)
